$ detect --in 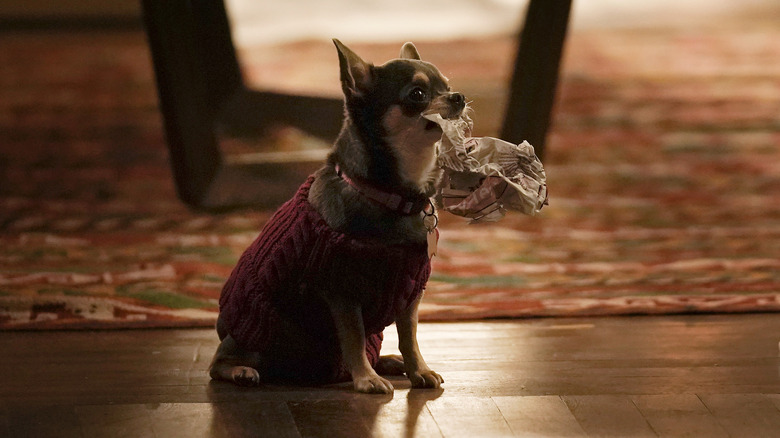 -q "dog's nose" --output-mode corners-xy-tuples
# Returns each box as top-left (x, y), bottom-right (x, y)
(449, 92), (466, 108)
